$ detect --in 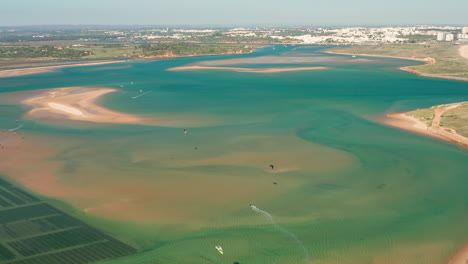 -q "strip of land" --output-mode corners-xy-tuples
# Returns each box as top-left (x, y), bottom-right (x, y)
(168, 65), (329, 73)
(460, 45), (468, 60)
(382, 102), (468, 148)
(0, 60), (127, 78)
(448, 244), (468, 264)
(22, 87), (152, 124)
(325, 44), (468, 82)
